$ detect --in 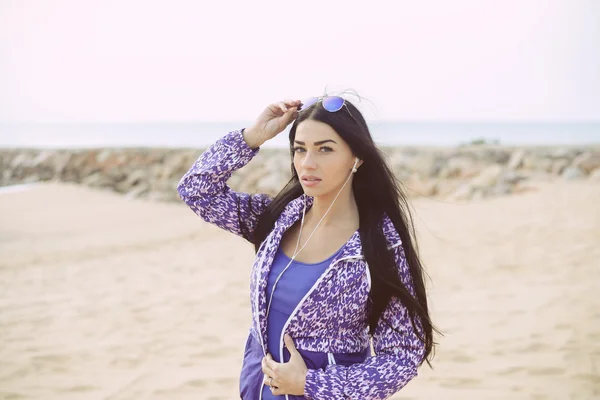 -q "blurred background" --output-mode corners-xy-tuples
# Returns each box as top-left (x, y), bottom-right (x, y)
(0, 1), (599, 399)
